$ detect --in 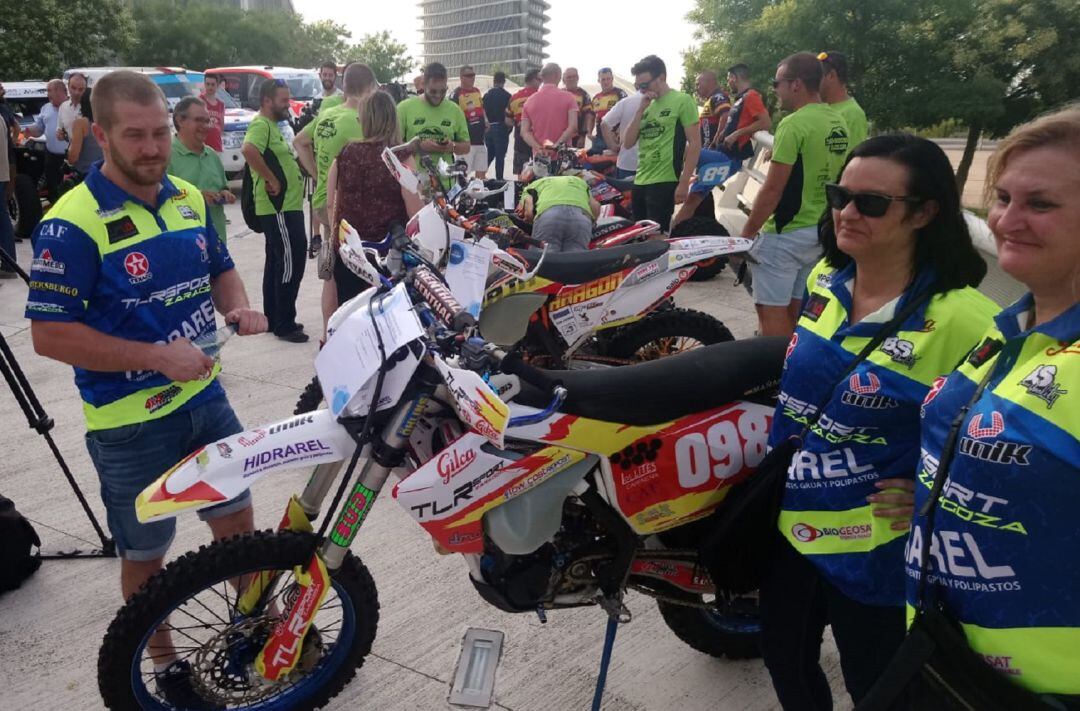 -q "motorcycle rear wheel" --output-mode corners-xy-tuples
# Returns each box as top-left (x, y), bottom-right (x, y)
(657, 594), (761, 660)
(606, 308), (733, 361)
(98, 531), (379, 711)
